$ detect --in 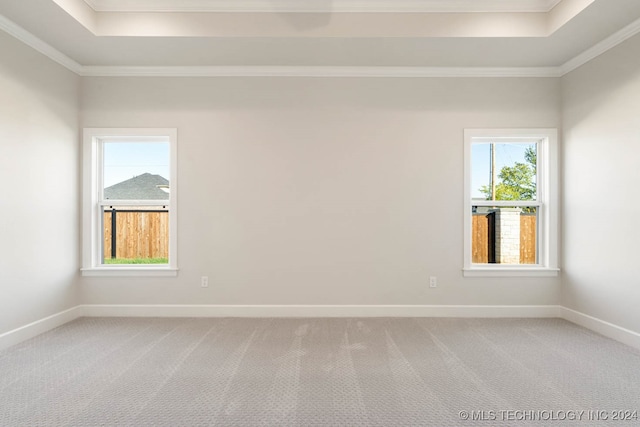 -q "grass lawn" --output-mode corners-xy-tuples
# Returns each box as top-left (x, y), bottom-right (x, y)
(104, 258), (168, 264)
